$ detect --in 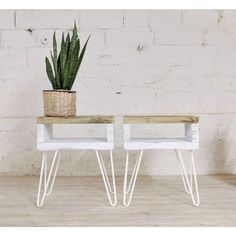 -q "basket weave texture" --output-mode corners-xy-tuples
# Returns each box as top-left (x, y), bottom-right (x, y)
(43, 90), (76, 117)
